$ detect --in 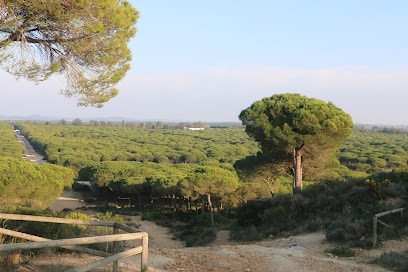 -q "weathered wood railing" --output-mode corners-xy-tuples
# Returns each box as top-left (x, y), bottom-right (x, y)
(372, 207), (404, 247)
(0, 213), (148, 272)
